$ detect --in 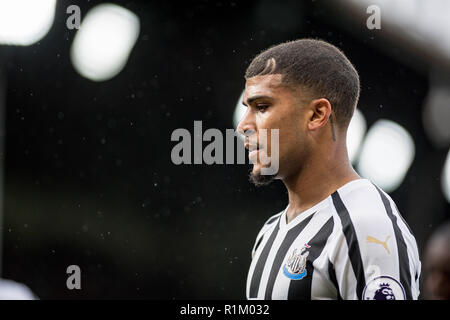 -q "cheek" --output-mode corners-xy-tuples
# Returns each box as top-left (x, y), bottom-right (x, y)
(272, 129), (304, 163)
(282, 123), (305, 146)
(261, 107), (306, 157)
